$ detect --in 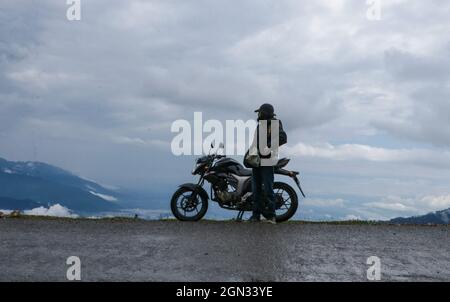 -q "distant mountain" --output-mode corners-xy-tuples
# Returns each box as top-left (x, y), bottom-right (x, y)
(390, 208), (450, 225)
(0, 196), (44, 210)
(0, 157), (121, 213)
